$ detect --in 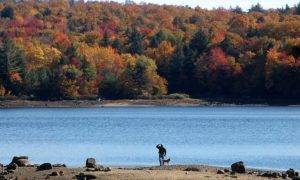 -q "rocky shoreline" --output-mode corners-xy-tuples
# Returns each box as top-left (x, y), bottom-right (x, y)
(1, 156), (299, 180)
(0, 99), (223, 108)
